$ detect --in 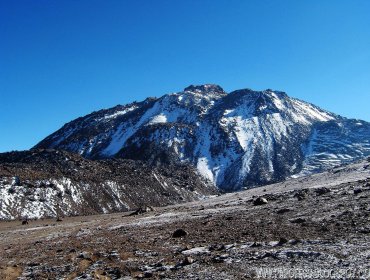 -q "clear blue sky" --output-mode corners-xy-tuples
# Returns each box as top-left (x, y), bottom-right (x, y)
(1, 0), (369, 152)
